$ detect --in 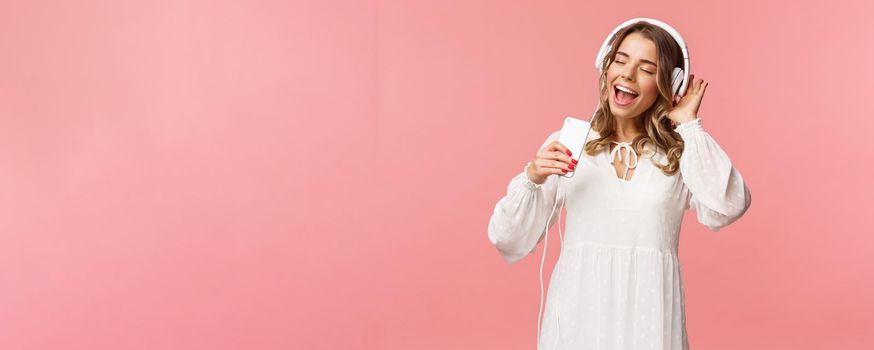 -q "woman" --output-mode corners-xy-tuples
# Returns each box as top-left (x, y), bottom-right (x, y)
(487, 19), (752, 349)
